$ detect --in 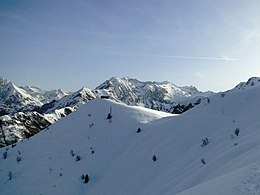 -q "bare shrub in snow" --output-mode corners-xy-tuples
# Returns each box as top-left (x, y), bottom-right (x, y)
(201, 137), (210, 147)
